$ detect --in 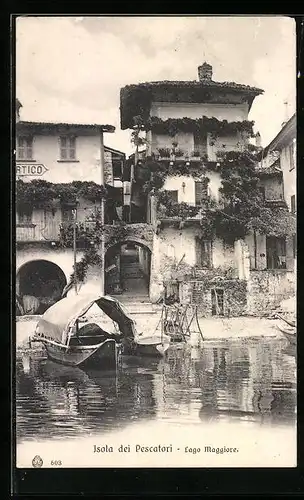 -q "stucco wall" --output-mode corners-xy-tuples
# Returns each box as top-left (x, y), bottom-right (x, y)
(149, 228), (241, 302)
(281, 141), (296, 210)
(161, 170), (222, 205)
(150, 102), (248, 122)
(16, 130), (115, 185)
(245, 233), (294, 271)
(261, 177), (284, 200)
(246, 270), (295, 314)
